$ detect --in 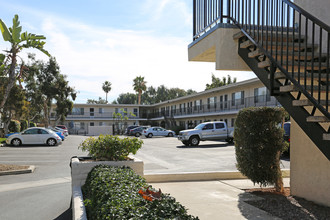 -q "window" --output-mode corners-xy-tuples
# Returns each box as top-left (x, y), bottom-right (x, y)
(207, 97), (216, 109)
(90, 108), (94, 117)
(99, 122), (105, 126)
(231, 118), (235, 127)
(203, 123), (214, 130)
(115, 108), (119, 113)
(124, 108), (128, 116)
(232, 91), (245, 106)
(99, 108), (104, 114)
(224, 95), (228, 109)
(254, 87), (271, 103)
(219, 96), (223, 110)
(215, 123), (225, 129)
(133, 108), (138, 116)
(71, 107), (84, 115)
(90, 122), (94, 126)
